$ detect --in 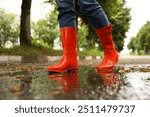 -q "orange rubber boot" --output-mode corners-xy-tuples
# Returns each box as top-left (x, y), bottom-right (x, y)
(95, 24), (118, 71)
(48, 27), (78, 73)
